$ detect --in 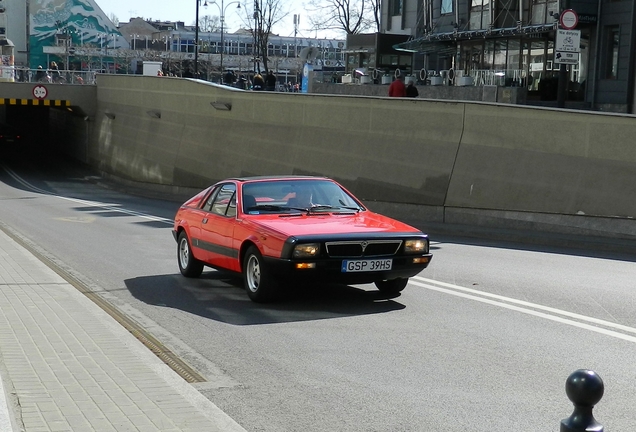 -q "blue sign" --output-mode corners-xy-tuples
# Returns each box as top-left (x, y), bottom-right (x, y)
(301, 63), (313, 93)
